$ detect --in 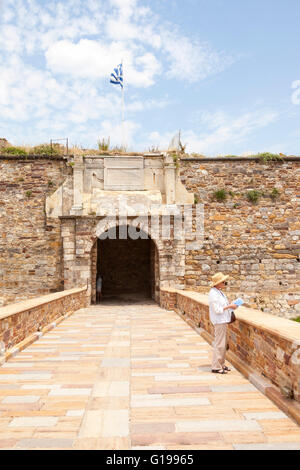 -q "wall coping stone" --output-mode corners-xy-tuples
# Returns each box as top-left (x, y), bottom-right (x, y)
(2, 155), (299, 163)
(160, 287), (178, 293)
(0, 155), (68, 161)
(0, 287), (86, 321)
(0, 153), (164, 161)
(173, 289), (300, 344)
(181, 156), (300, 162)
